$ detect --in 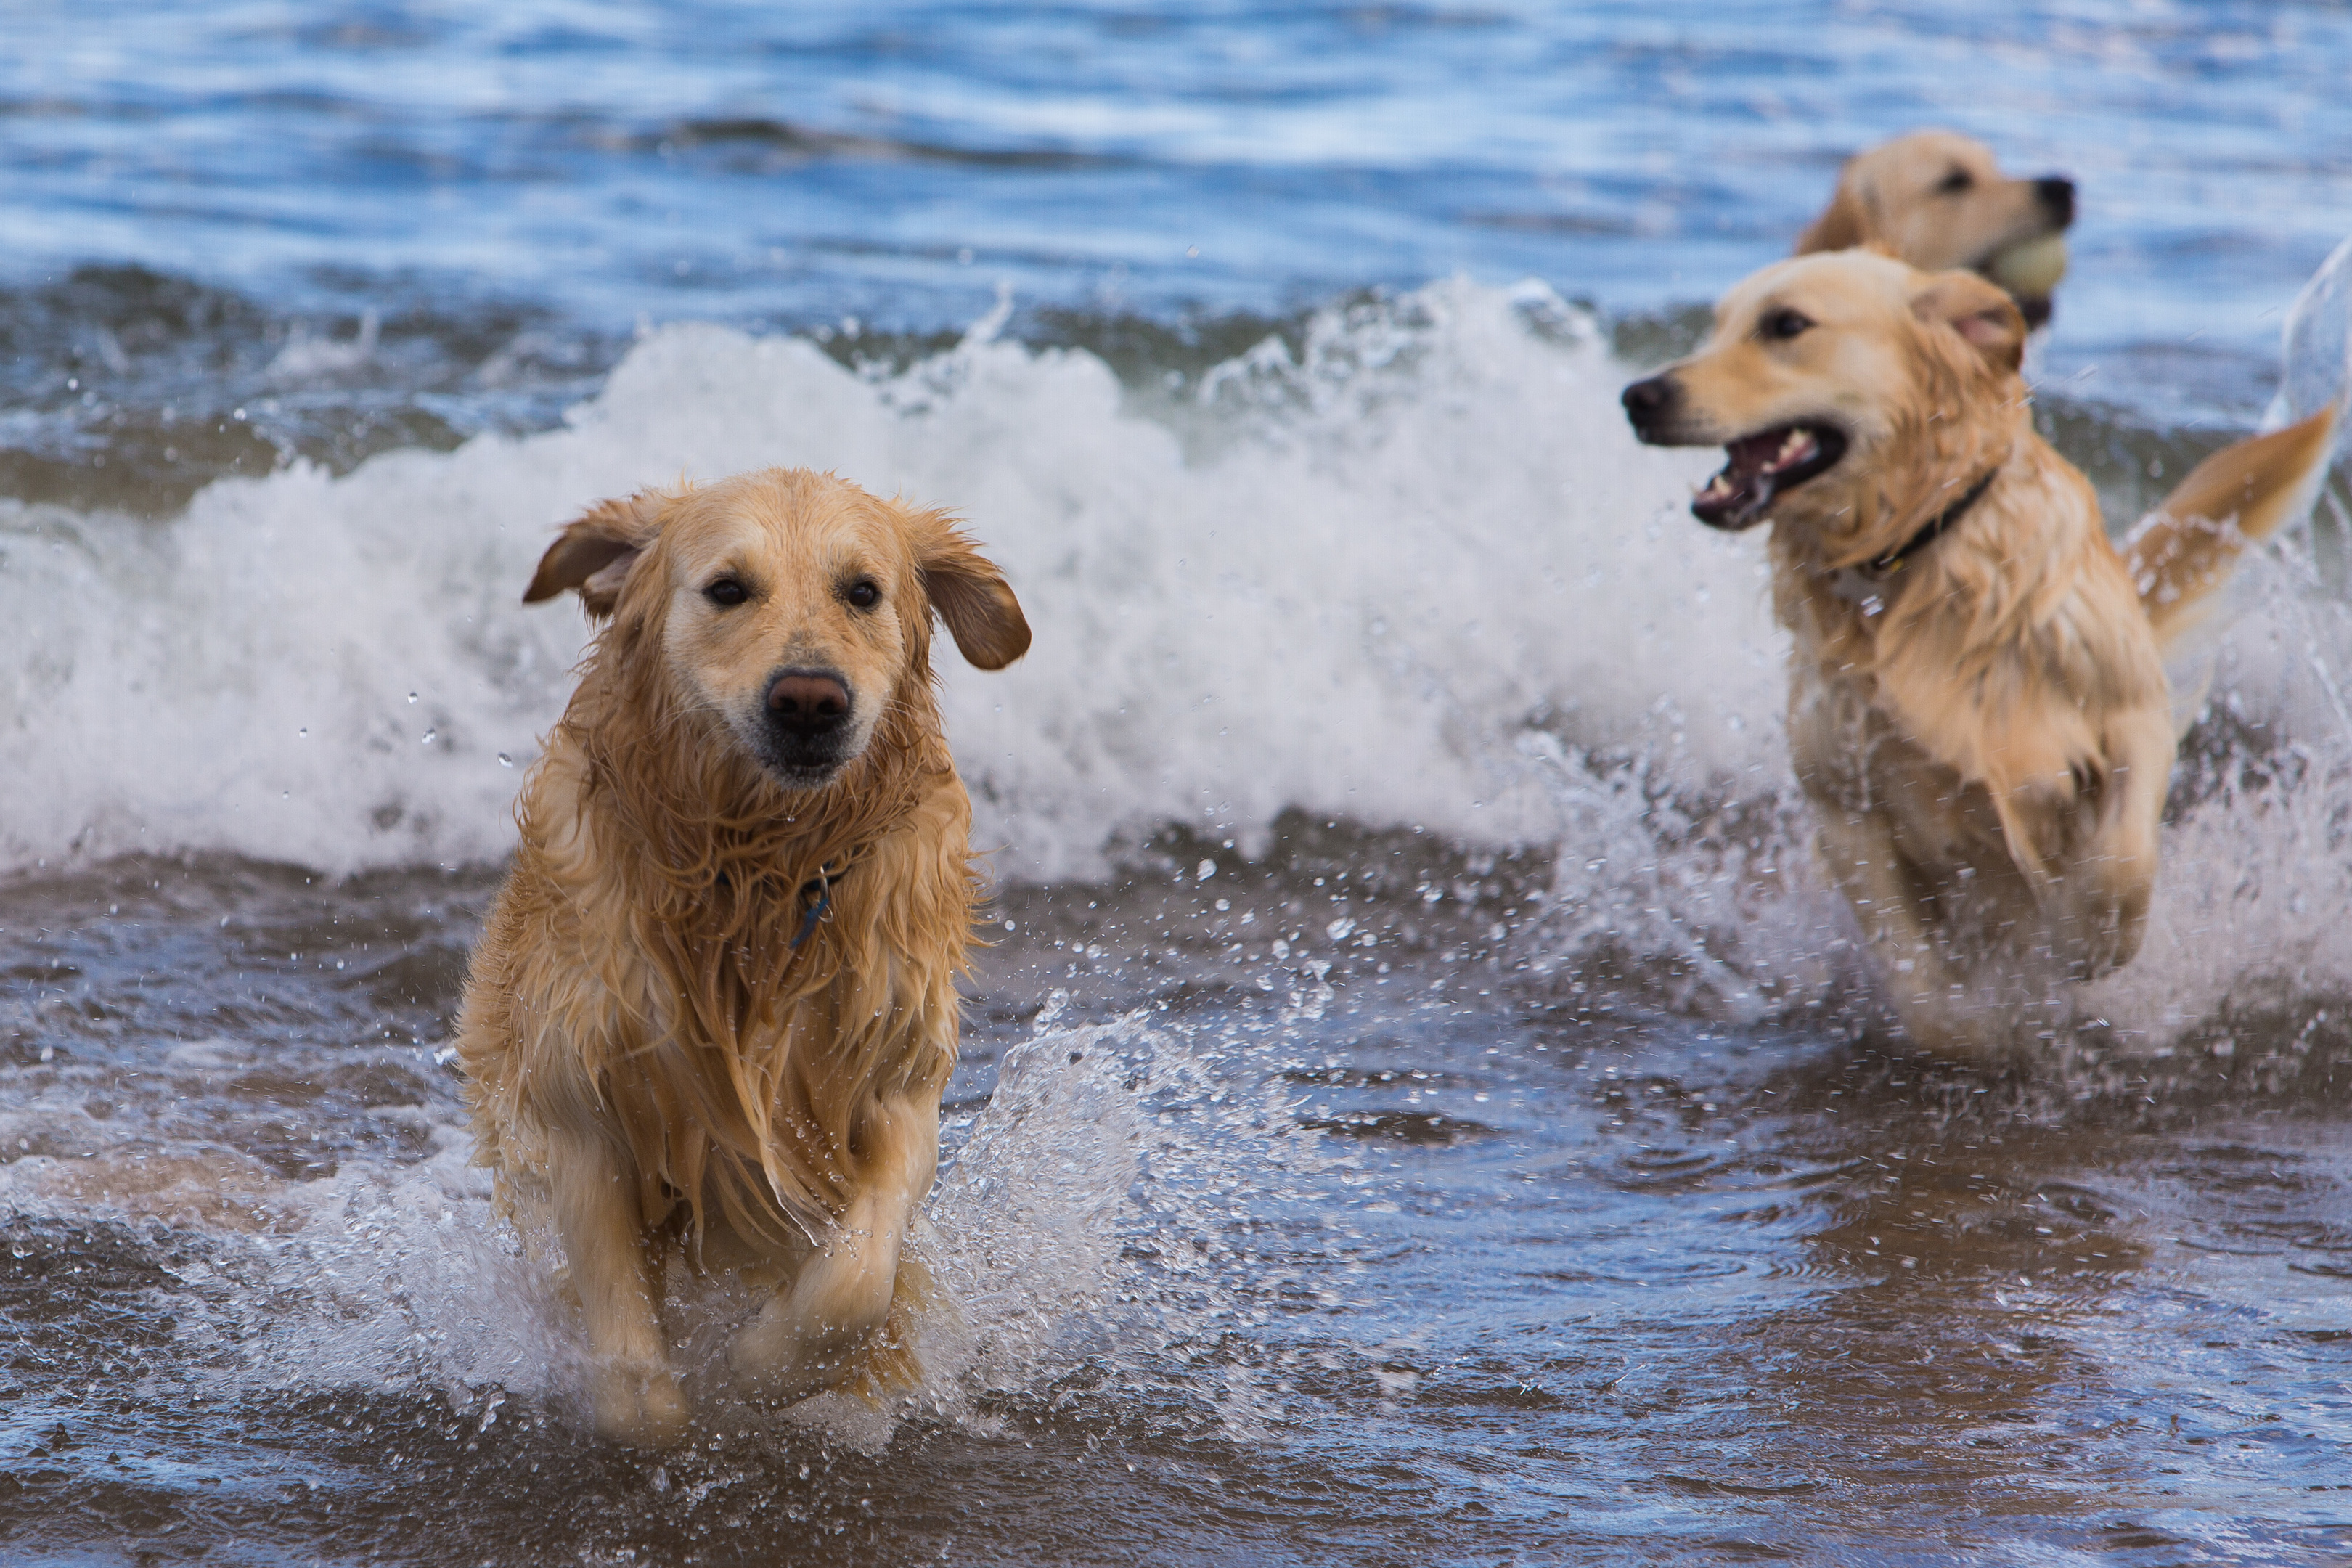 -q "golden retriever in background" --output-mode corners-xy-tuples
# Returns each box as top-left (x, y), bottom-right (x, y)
(1622, 250), (2335, 1055)
(457, 468), (1029, 1444)
(1798, 130), (2076, 327)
